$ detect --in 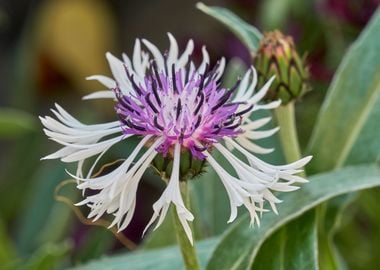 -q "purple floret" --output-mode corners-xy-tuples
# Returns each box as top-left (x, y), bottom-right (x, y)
(114, 61), (252, 159)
